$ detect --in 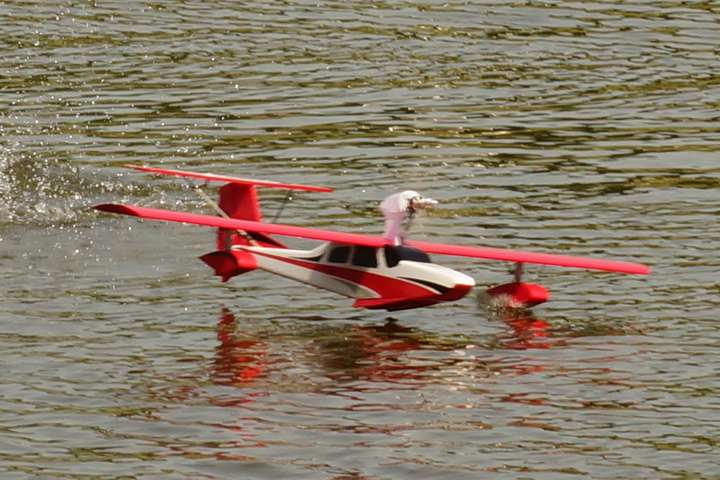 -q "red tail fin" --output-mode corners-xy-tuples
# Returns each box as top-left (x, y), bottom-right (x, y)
(203, 183), (278, 282)
(216, 183), (286, 249)
(219, 183), (261, 222)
